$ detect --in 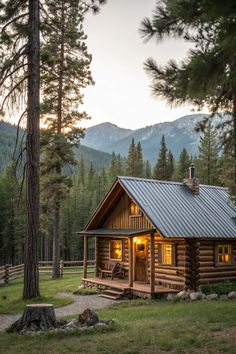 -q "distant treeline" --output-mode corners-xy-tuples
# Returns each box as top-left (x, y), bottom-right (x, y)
(0, 122), (234, 265)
